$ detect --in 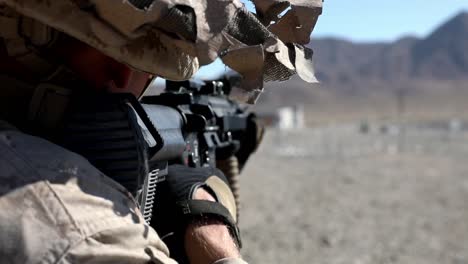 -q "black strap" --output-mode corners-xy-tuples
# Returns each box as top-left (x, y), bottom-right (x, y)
(177, 200), (242, 248)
